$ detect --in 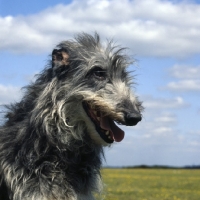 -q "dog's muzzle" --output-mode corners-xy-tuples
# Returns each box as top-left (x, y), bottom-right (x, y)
(83, 101), (142, 144)
(124, 111), (142, 126)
